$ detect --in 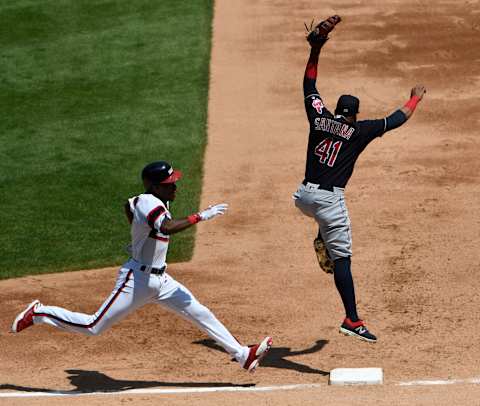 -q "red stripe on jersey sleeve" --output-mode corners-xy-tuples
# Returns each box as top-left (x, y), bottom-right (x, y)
(147, 205), (166, 229)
